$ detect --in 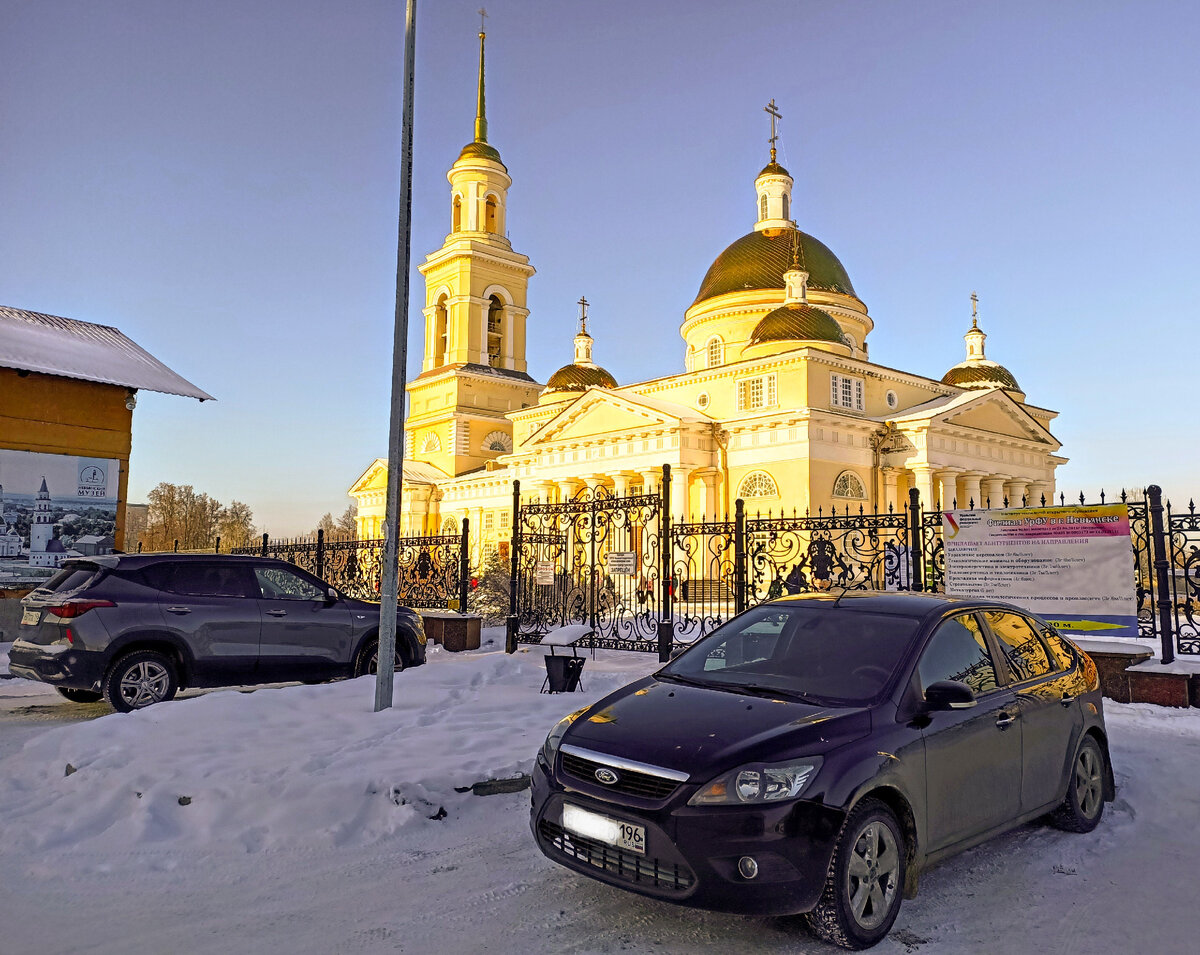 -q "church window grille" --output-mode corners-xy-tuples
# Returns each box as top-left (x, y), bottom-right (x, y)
(782, 193), (789, 221)
(483, 430), (512, 453)
(485, 196), (498, 232)
(441, 516), (459, 535)
(487, 296), (505, 367)
(833, 471), (867, 499)
(434, 296), (449, 367)
(830, 373), (865, 412)
(421, 433), (441, 453)
(759, 194), (768, 220)
(738, 471), (778, 499)
(706, 337), (723, 368)
(737, 374), (777, 411)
